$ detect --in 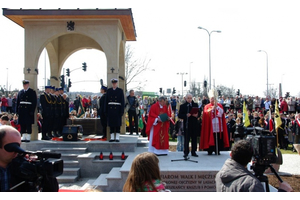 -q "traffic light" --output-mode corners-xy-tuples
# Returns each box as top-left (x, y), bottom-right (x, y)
(184, 81), (187, 87)
(204, 80), (207, 88)
(60, 75), (65, 88)
(172, 87), (176, 95)
(82, 62), (87, 71)
(100, 79), (103, 86)
(218, 90), (221, 96)
(236, 89), (240, 96)
(66, 68), (70, 77)
(68, 79), (72, 88)
(159, 88), (162, 93)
